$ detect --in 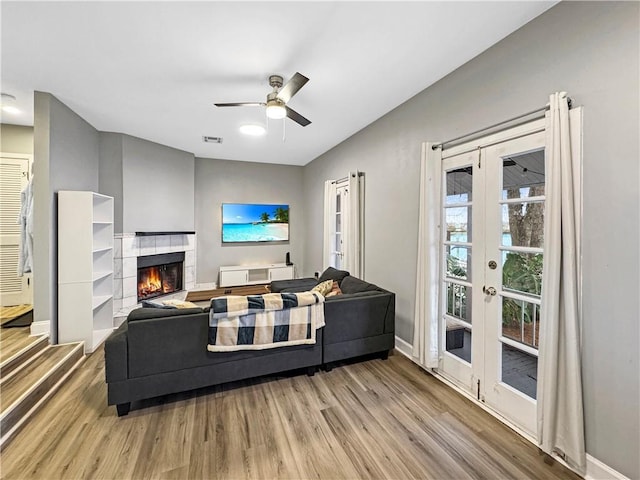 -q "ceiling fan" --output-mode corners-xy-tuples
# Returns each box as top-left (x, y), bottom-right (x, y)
(214, 72), (311, 127)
